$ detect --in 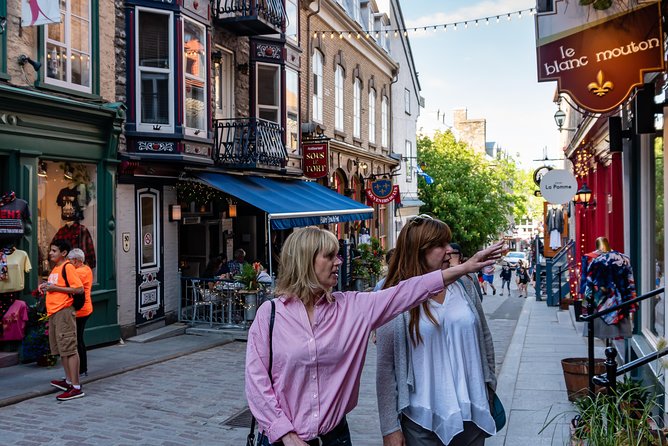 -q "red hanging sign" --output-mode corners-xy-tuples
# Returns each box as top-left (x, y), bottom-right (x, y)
(366, 179), (400, 204)
(302, 141), (329, 179)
